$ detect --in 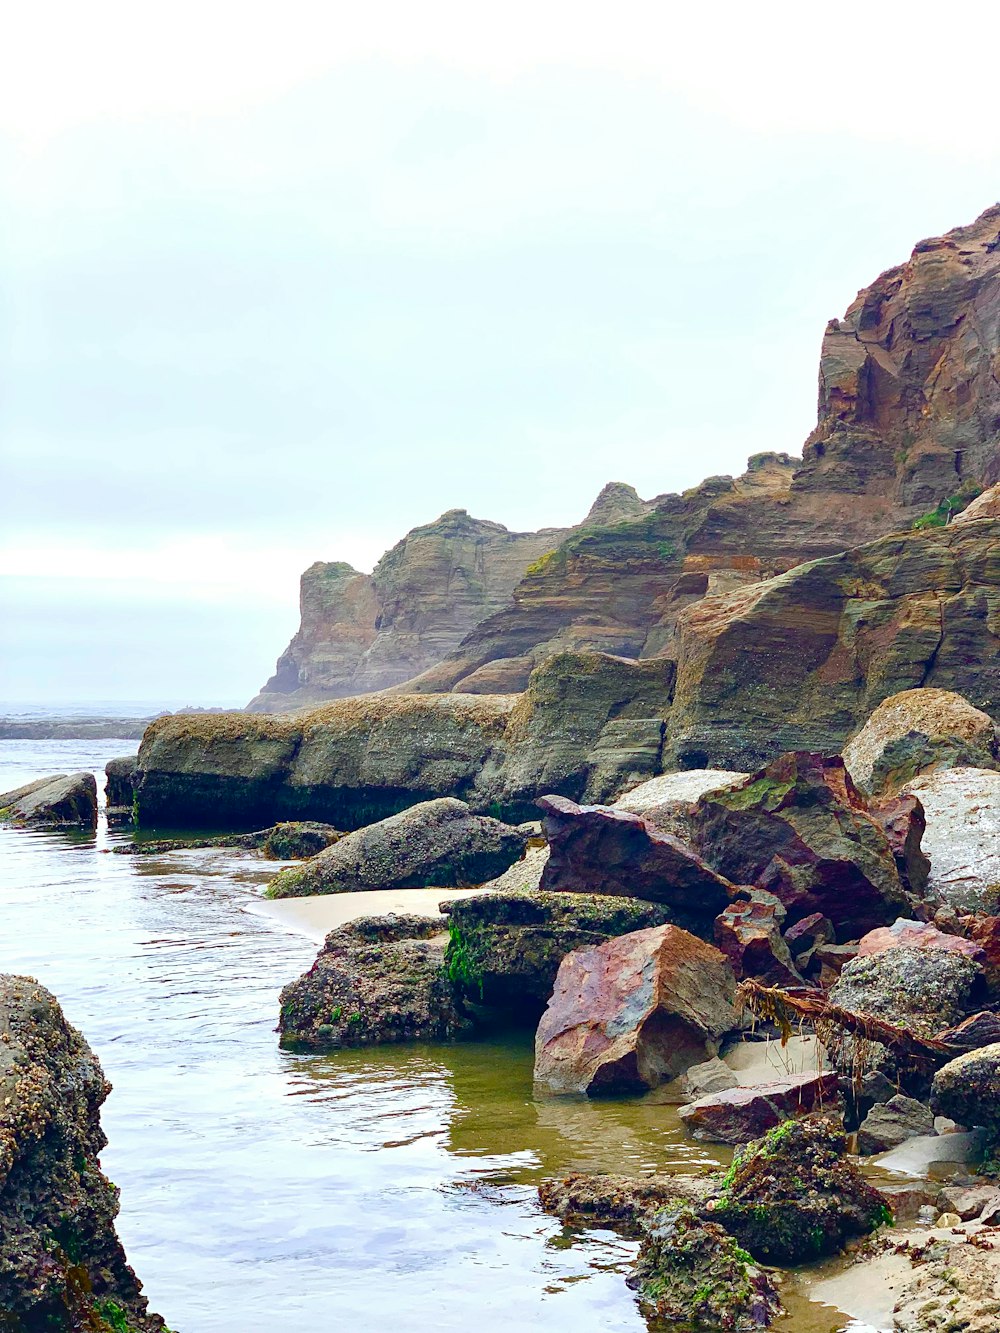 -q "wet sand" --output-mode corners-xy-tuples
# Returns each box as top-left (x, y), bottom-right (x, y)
(247, 886), (491, 942)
